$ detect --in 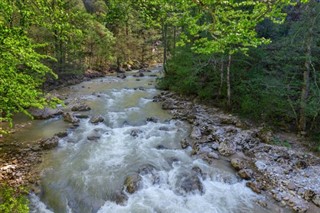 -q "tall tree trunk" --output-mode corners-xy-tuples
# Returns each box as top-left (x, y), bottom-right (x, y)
(227, 54), (232, 109)
(218, 57), (224, 97)
(162, 23), (168, 73)
(298, 5), (316, 134)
